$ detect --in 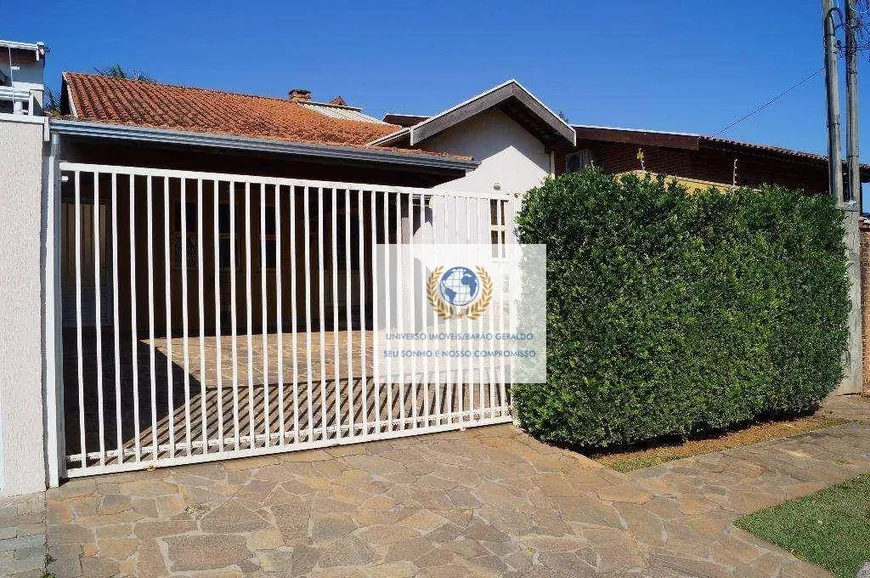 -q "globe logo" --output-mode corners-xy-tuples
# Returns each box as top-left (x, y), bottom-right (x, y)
(438, 266), (480, 307)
